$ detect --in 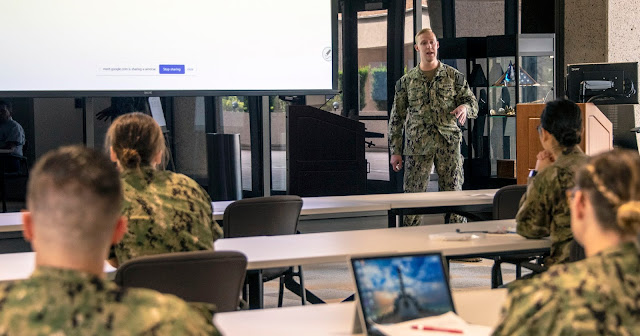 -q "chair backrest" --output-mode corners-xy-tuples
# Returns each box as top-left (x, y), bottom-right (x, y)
(493, 184), (527, 220)
(114, 250), (247, 313)
(223, 195), (303, 238)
